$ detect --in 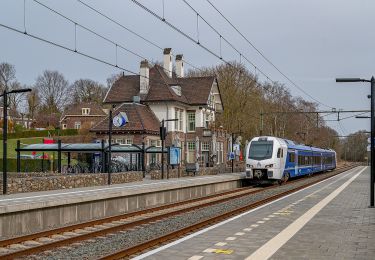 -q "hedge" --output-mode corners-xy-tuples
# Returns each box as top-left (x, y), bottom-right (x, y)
(0, 129), (78, 140)
(0, 158), (60, 172)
